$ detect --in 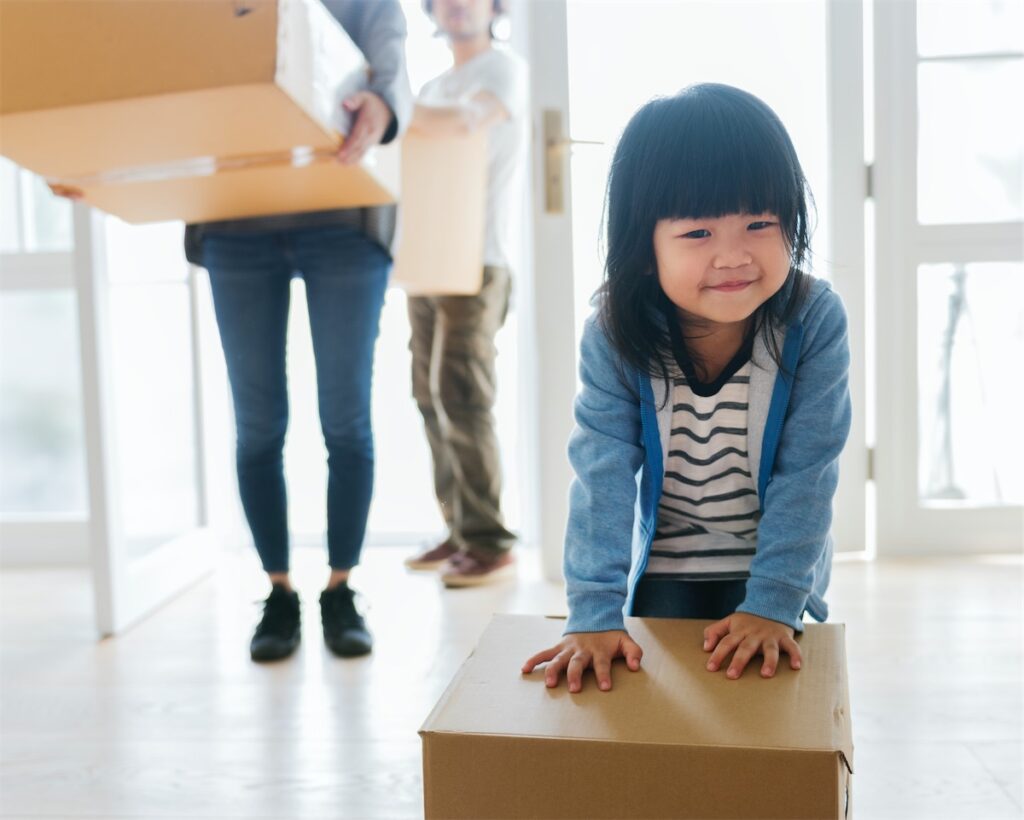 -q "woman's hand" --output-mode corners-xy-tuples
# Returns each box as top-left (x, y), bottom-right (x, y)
(336, 91), (393, 165)
(703, 612), (803, 679)
(521, 630), (643, 693)
(47, 183), (83, 200)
